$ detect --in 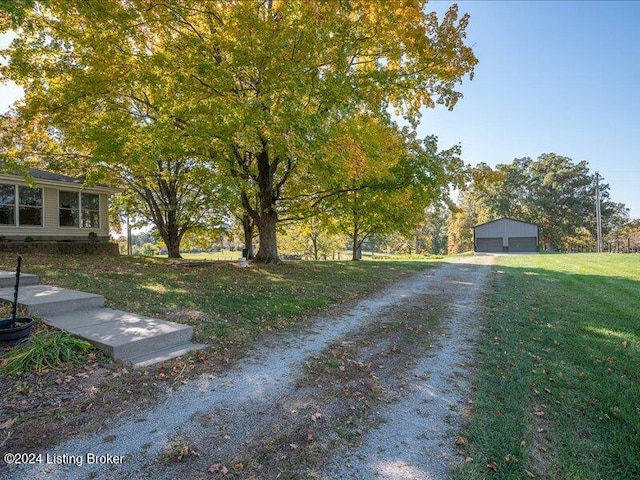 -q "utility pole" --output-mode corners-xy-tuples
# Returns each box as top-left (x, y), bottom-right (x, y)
(595, 172), (603, 253)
